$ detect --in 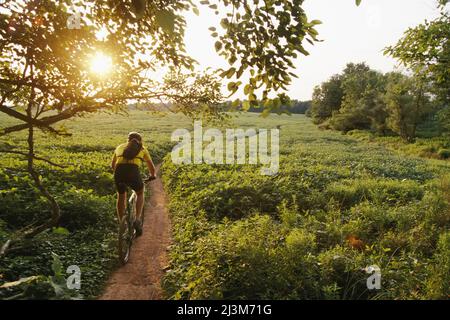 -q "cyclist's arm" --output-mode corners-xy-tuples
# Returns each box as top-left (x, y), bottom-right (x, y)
(146, 158), (156, 177)
(143, 151), (156, 177)
(111, 153), (117, 171)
